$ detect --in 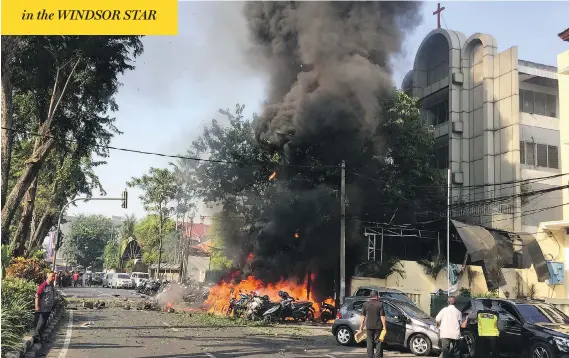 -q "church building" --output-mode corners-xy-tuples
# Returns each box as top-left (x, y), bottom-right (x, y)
(401, 28), (561, 234)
